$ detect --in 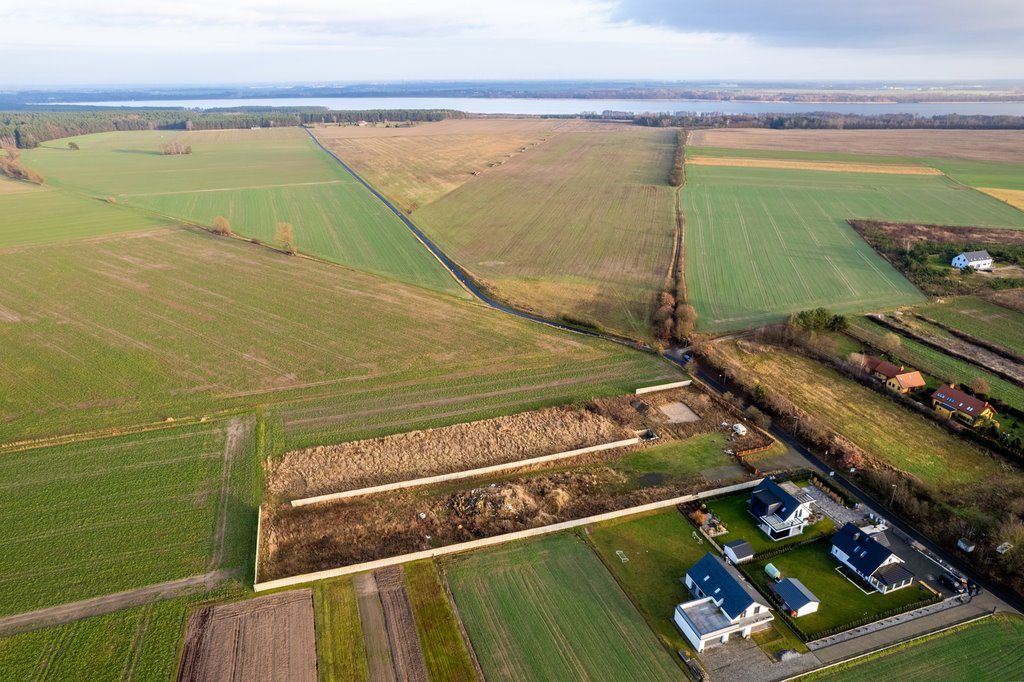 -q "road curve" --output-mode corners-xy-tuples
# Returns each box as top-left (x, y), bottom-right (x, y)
(302, 127), (651, 352)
